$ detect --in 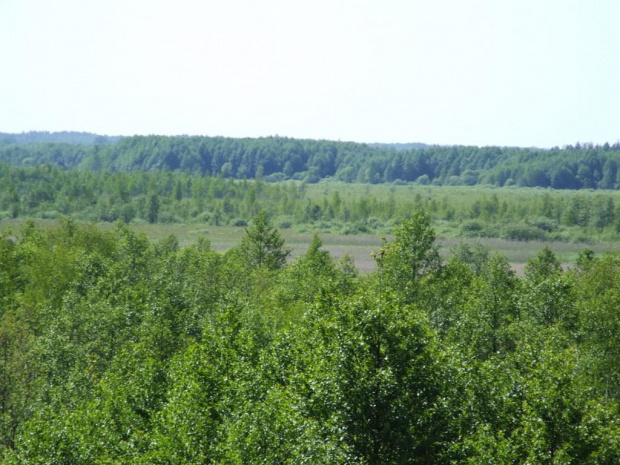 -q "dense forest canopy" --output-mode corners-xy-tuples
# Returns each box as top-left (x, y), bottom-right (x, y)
(2, 132), (620, 189)
(2, 215), (620, 463)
